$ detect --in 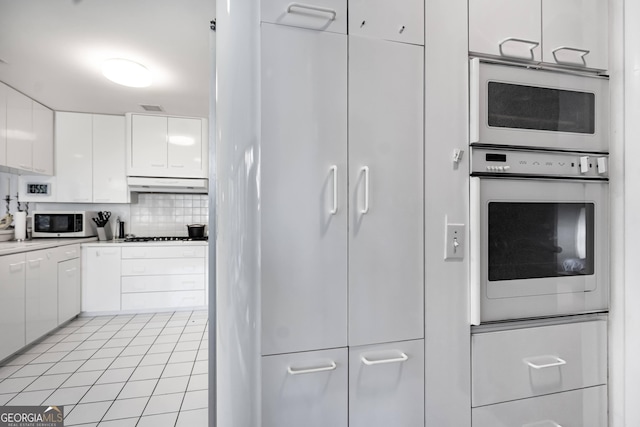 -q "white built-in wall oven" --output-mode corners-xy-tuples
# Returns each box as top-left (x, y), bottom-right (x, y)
(469, 59), (610, 325)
